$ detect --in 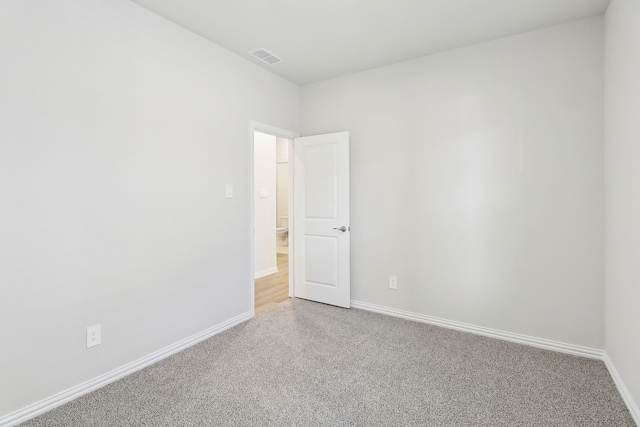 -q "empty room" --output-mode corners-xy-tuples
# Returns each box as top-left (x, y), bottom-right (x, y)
(1, 0), (639, 425)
